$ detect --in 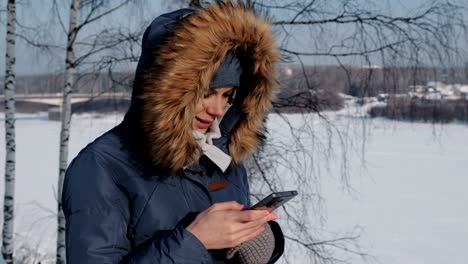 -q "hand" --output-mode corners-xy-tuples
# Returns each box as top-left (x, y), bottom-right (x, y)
(186, 201), (277, 249)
